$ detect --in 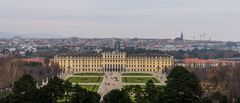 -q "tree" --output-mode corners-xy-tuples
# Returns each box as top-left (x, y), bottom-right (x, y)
(84, 91), (100, 103)
(0, 74), (39, 103)
(9, 59), (22, 84)
(13, 74), (36, 94)
(210, 91), (228, 103)
(12, 74), (38, 103)
(41, 77), (66, 103)
(0, 74), (101, 103)
(155, 86), (164, 103)
(64, 80), (73, 102)
(124, 85), (135, 93)
(70, 84), (88, 103)
(102, 89), (132, 103)
(236, 97), (240, 103)
(202, 97), (213, 103)
(31, 78), (73, 103)
(133, 85), (144, 103)
(0, 93), (17, 103)
(164, 66), (203, 103)
(219, 95), (228, 103)
(145, 80), (158, 103)
(70, 84), (100, 103)
(211, 91), (222, 100)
